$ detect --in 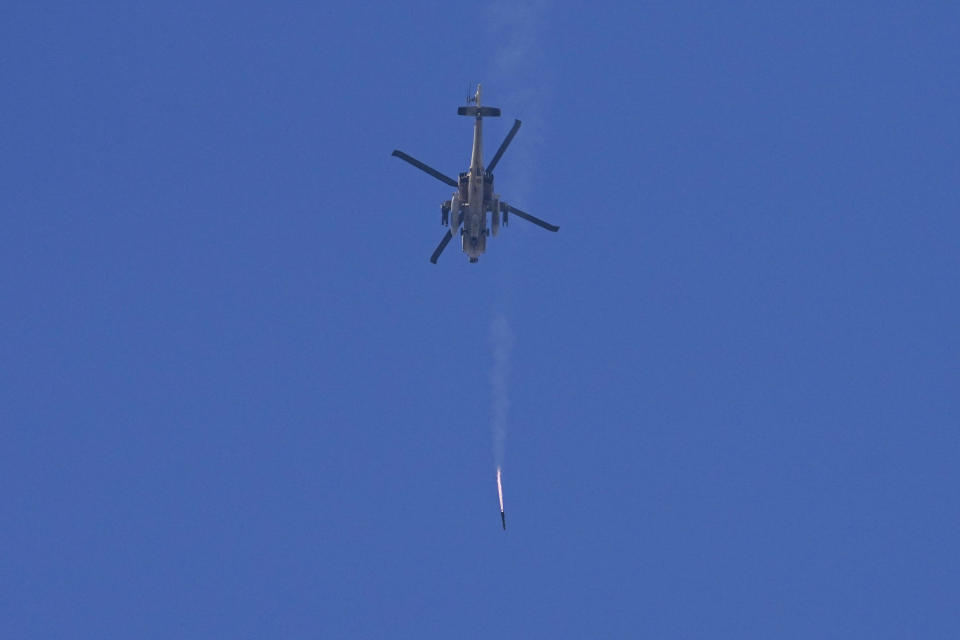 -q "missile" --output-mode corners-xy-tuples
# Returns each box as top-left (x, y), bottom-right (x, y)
(496, 467), (506, 531)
